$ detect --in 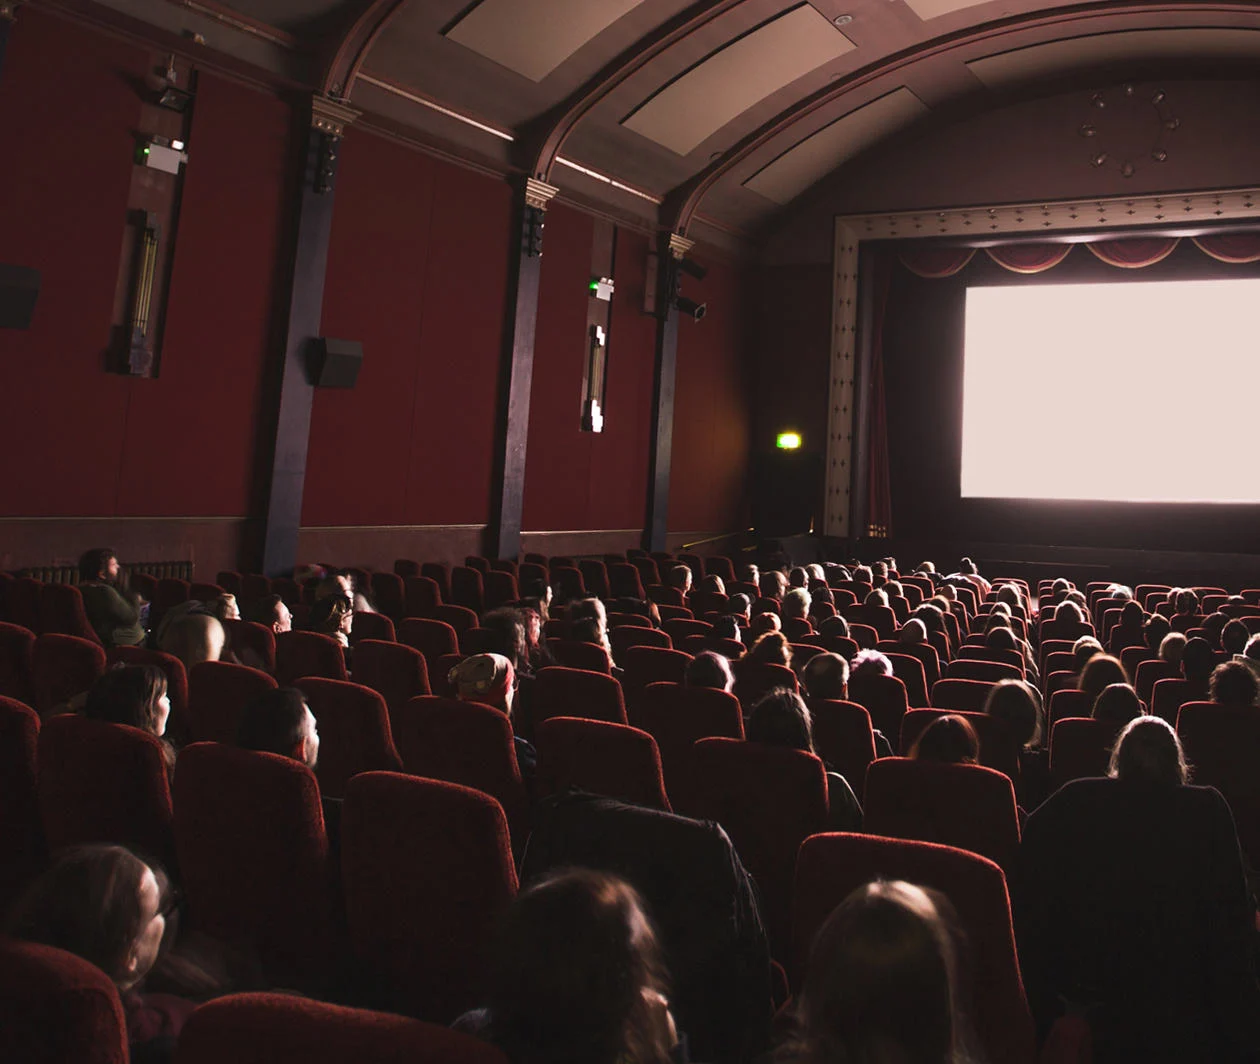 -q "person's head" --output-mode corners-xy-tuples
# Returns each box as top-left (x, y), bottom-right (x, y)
(1210, 660), (1259, 708)
(913, 603), (944, 634)
(995, 584), (1023, 611)
(569, 597), (608, 632)
(1108, 715), (1189, 786)
(782, 587), (811, 621)
(852, 565), (873, 585)
(990, 602), (1012, 619)
(309, 593), (353, 638)
(898, 618), (927, 645)
(788, 567), (809, 589)
(1091, 683), (1143, 729)
(1158, 631), (1186, 666)
(1119, 599), (1145, 628)
(1054, 600), (1085, 625)
(698, 574), (726, 596)
(315, 574), (354, 602)
(6, 844), (169, 991)
(748, 630), (792, 667)
(487, 869), (674, 1064)
(1181, 636), (1215, 684)
(1245, 633), (1260, 663)
(1071, 635), (1103, 673)
(255, 593), (292, 635)
(728, 593), (751, 621)
(916, 560), (937, 575)
(84, 664), (170, 738)
(1051, 578), (1071, 595)
(738, 563), (760, 584)
(236, 686), (319, 768)
(819, 615), (851, 640)
(1064, 589), (1088, 608)
(806, 563), (827, 584)
(481, 608), (528, 672)
(864, 588), (889, 608)
(1173, 587), (1199, 615)
(749, 612), (782, 639)
(983, 679), (1042, 749)
(801, 653), (849, 701)
(1202, 611), (1229, 646)
(958, 557), (978, 576)
(746, 688), (814, 753)
(910, 715), (979, 765)
(759, 570), (788, 600)
(1078, 654), (1128, 699)
(684, 651), (734, 692)
(78, 548), (120, 585)
(450, 653), (516, 715)
(666, 565), (692, 594)
(1144, 612), (1171, 652)
(850, 648), (893, 680)
(1221, 619), (1251, 657)
(213, 593), (240, 622)
(984, 625), (1018, 654)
